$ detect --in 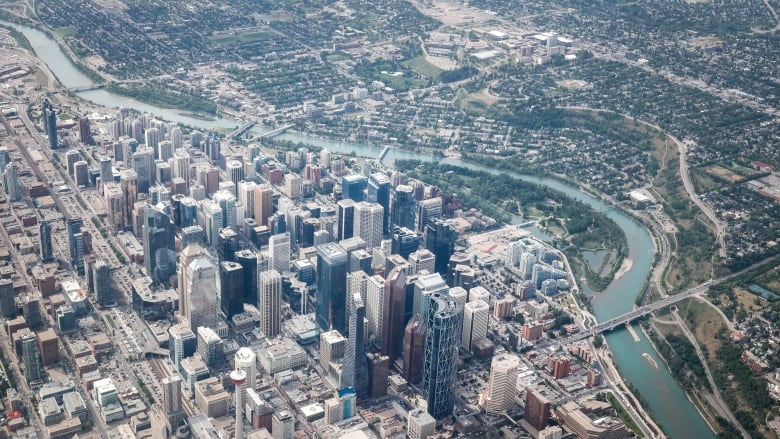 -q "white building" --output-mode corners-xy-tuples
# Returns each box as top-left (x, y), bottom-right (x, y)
(462, 299), (489, 352)
(482, 354), (519, 415)
(407, 408), (435, 439)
